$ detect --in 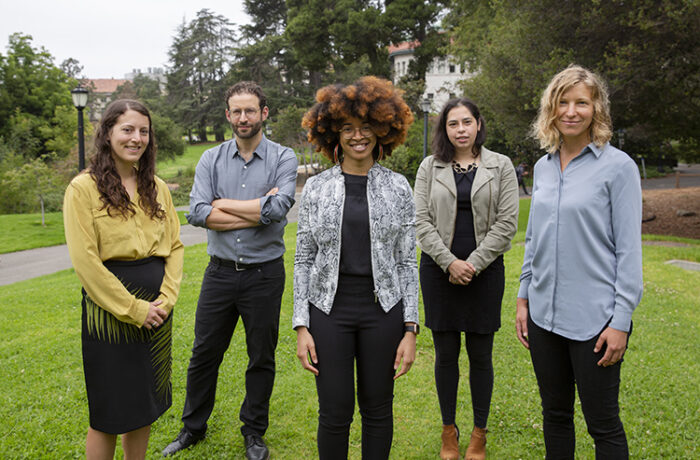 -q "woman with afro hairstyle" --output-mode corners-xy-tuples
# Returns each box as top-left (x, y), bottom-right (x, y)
(63, 99), (183, 459)
(293, 76), (419, 459)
